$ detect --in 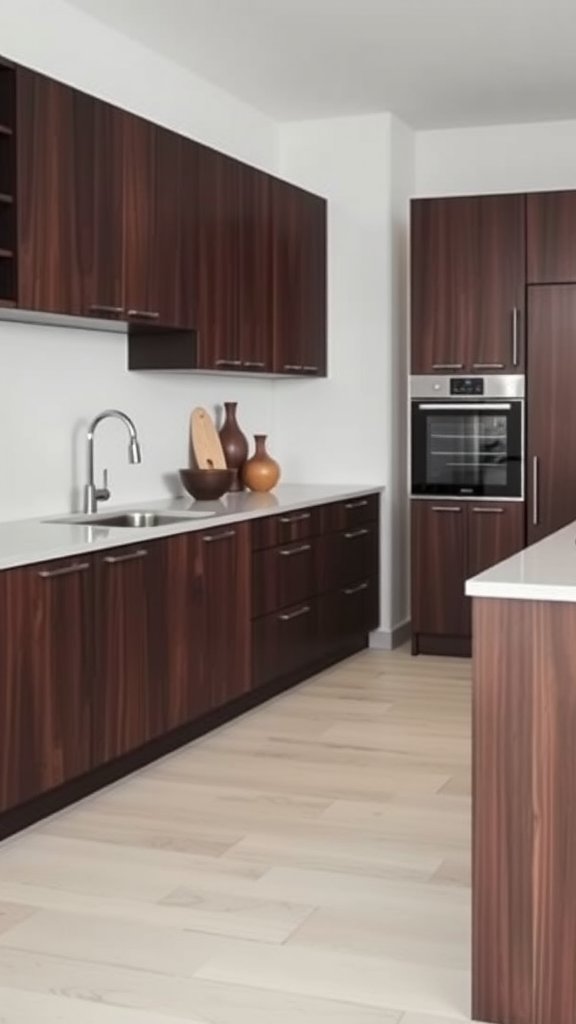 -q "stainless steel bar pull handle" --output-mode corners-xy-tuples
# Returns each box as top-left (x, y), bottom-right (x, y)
(280, 513), (311, 524)
(203, 530), (236, 543)
(432, 363), (464, 371)
(472, 507), (504, 514)
(512, 307), (520, 367)
(126, 309), (160, 320)
(38, 561), (90, 579)
(104, 550), (148, 564)
(344, 528), (370, 539)
(279, 605), (311, 622)
(472, 363), (505, 370)
(532, 456), (539, 526)
(432, 506), (462, 513)
(279, 544), (312, 557)
(343, 582), (369, 596)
